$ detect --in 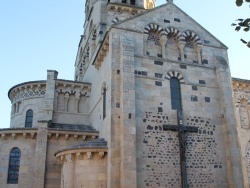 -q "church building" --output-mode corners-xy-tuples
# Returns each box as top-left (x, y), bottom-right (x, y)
(1, 0), (250, 187)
